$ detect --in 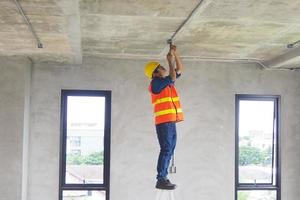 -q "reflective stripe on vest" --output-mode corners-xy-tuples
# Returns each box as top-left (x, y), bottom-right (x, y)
(155, 108), (183, 117)
(153, 97), (180, 105)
